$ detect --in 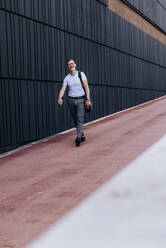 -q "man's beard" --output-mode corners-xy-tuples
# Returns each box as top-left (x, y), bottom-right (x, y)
(69, 67), (75, 71)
